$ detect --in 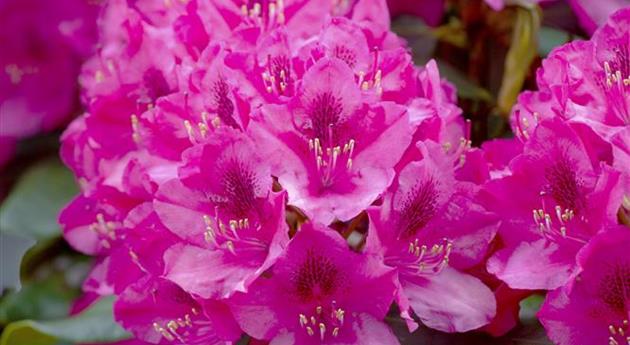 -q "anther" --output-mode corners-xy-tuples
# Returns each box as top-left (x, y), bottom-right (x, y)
(226, 241), (235, 254)
(319, 323), (326, 340)
(184, 120), (195, 143)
